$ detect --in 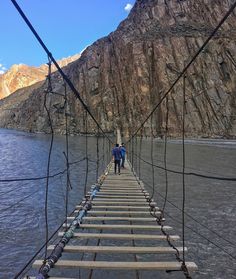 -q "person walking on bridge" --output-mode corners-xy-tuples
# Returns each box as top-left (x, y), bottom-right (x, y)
(112, 143), (122, 174)
(120, 143), (126, 168)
